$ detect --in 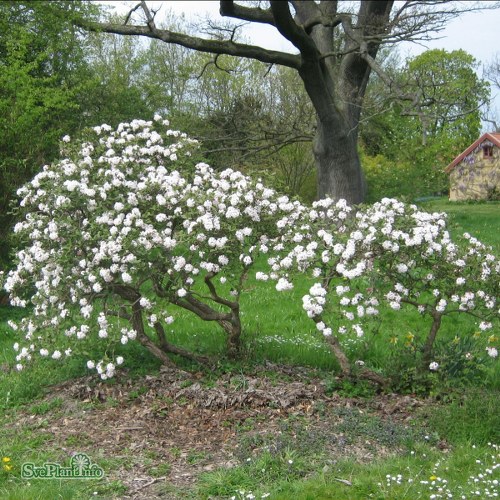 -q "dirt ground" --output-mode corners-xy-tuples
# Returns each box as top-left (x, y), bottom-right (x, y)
(8, 363), (433, 499)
